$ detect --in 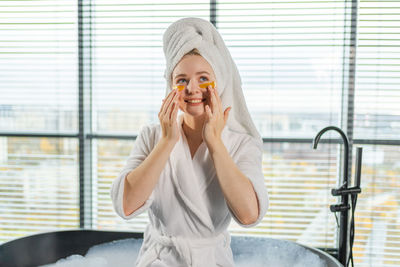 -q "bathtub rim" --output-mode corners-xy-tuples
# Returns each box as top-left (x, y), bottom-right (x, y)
(0, 229), (343, 267)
